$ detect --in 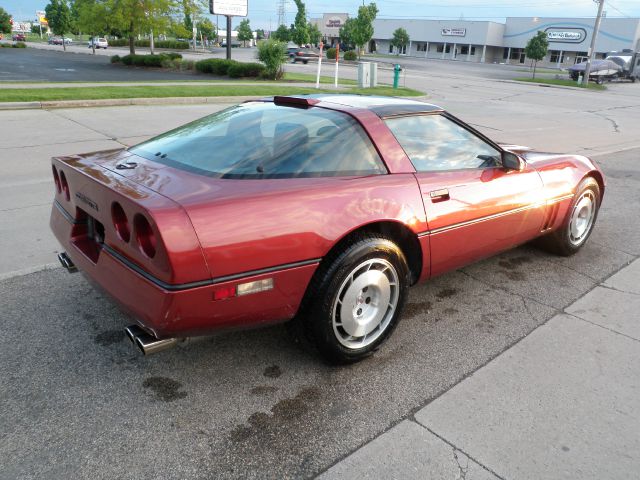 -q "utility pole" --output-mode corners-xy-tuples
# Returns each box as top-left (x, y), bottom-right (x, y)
(583, 0), (605, 87)
(226, 15), (231, 59)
